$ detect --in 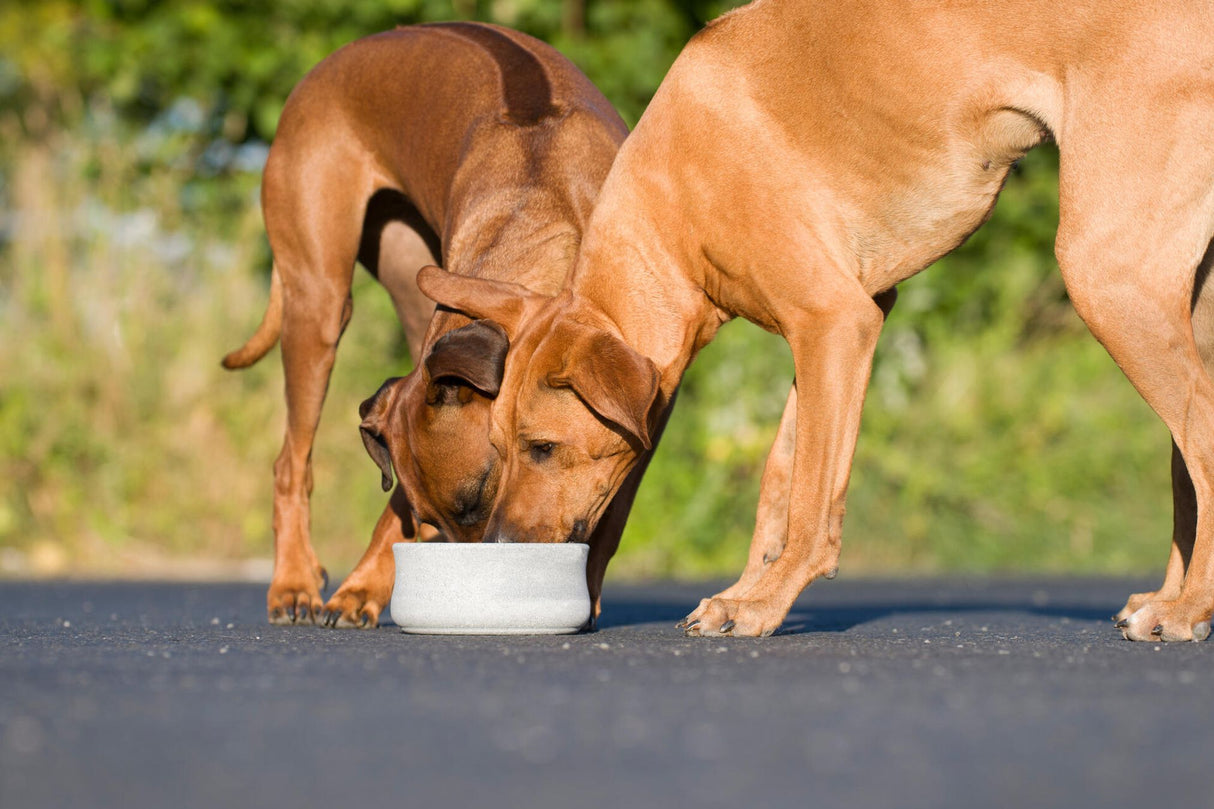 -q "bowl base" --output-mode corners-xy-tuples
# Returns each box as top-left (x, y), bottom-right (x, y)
(398, 625), (585, 635)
